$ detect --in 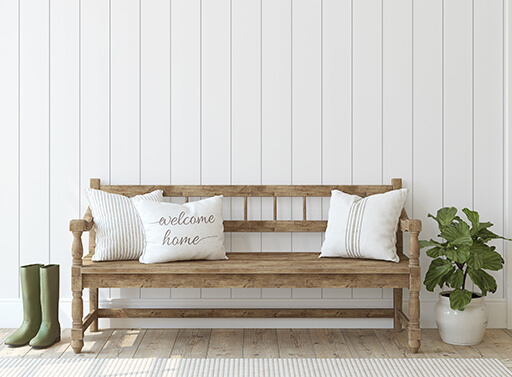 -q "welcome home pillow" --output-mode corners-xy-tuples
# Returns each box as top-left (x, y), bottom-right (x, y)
(320, 188), (408, 263)
(86, 188), (164, 261)
(134, 196), (226, 264)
